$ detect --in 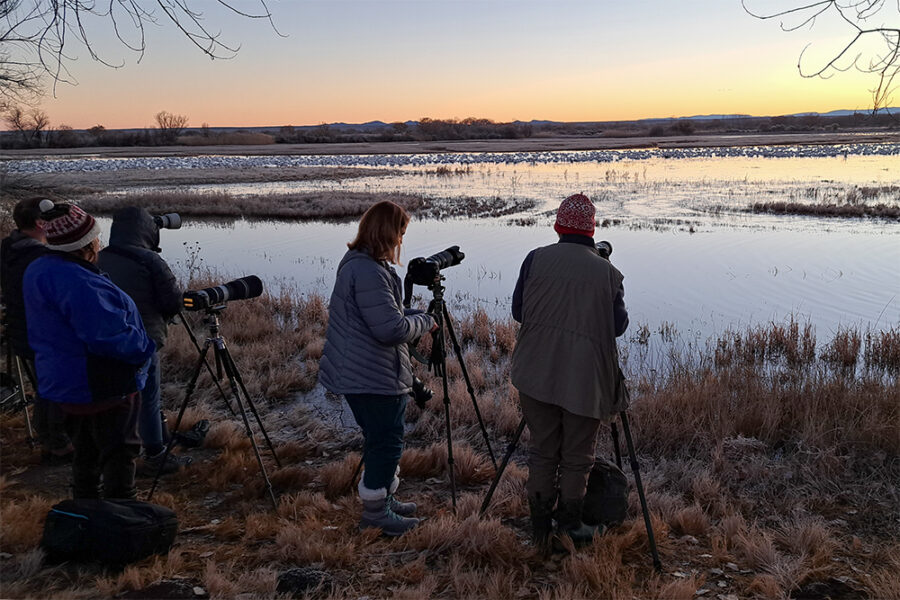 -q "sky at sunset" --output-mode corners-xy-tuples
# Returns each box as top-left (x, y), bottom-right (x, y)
(31, 0), (880, 129)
